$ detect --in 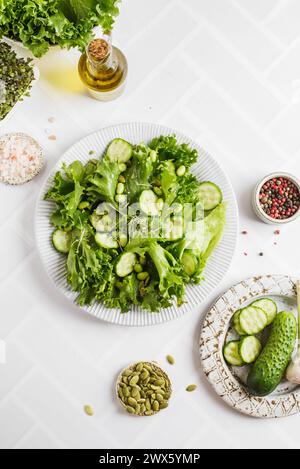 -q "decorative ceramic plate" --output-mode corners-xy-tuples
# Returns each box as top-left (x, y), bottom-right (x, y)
(200, 275), (300, 418)
(35, 122), (238, 327)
